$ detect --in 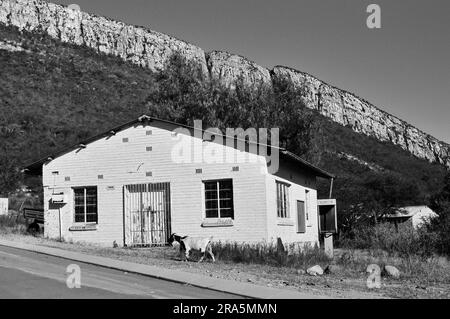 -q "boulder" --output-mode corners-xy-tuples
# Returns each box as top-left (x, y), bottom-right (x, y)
(383, 265), (400, 279)
(307, 265), (324, 276)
